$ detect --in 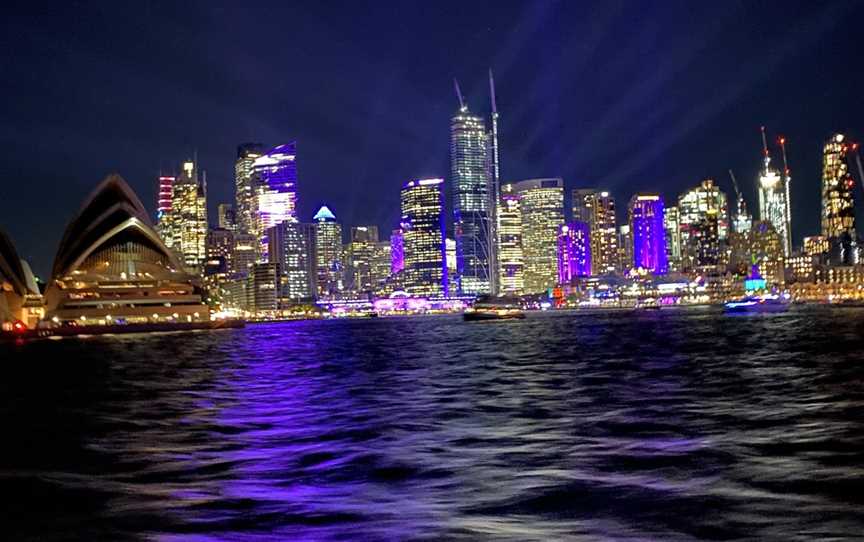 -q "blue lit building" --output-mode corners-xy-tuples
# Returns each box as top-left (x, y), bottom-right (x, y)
(629, 194), (668, 274)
